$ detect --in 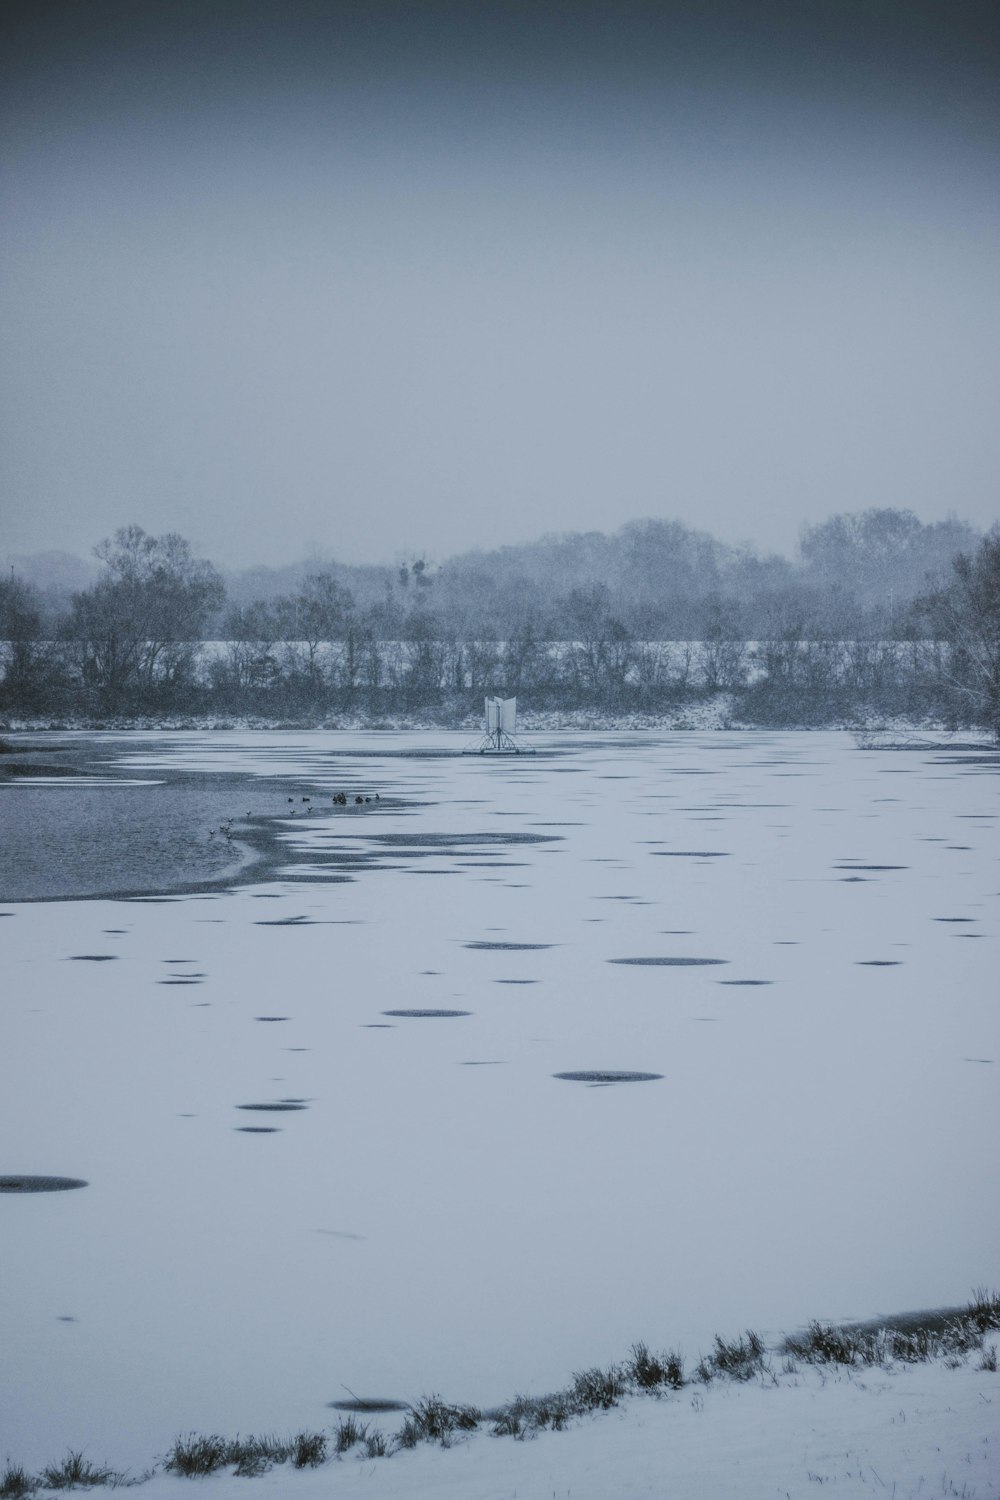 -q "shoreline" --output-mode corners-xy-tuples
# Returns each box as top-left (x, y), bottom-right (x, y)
(2, 706), (992, 737)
